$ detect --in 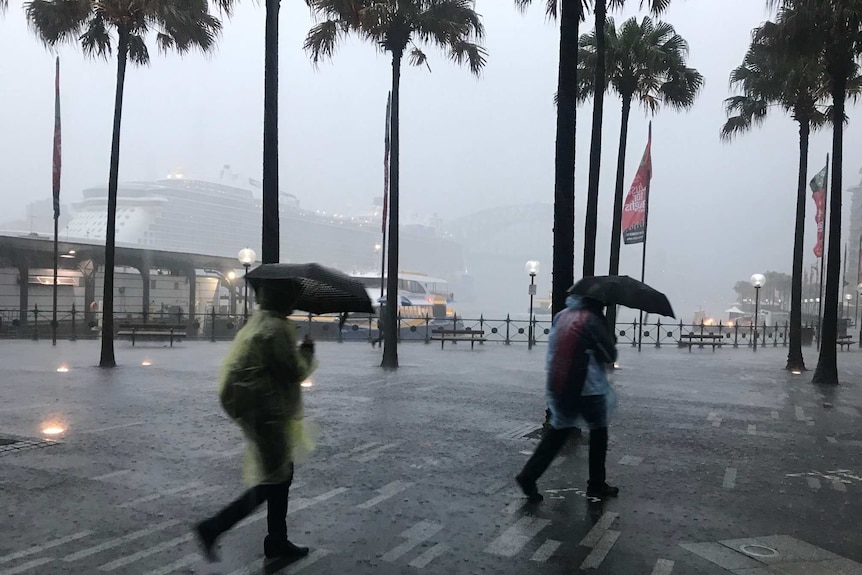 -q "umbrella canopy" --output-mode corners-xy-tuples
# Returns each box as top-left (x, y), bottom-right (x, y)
(568, 275), (675, 318)
(246, 263), (374, 315)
